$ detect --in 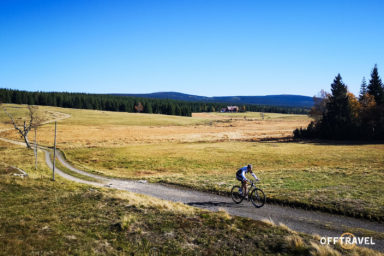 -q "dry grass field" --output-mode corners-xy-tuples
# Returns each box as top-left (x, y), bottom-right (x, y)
(1, 104), (383, 221)
(3, 141), (380, 255)
(64, 141), (384, 221)
(0, 104), (310, 147)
